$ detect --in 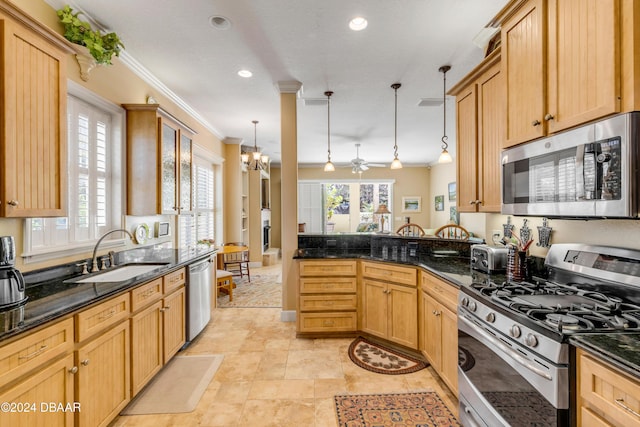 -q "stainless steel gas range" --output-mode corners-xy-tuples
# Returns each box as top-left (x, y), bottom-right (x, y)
(458, 243), (640, 427)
